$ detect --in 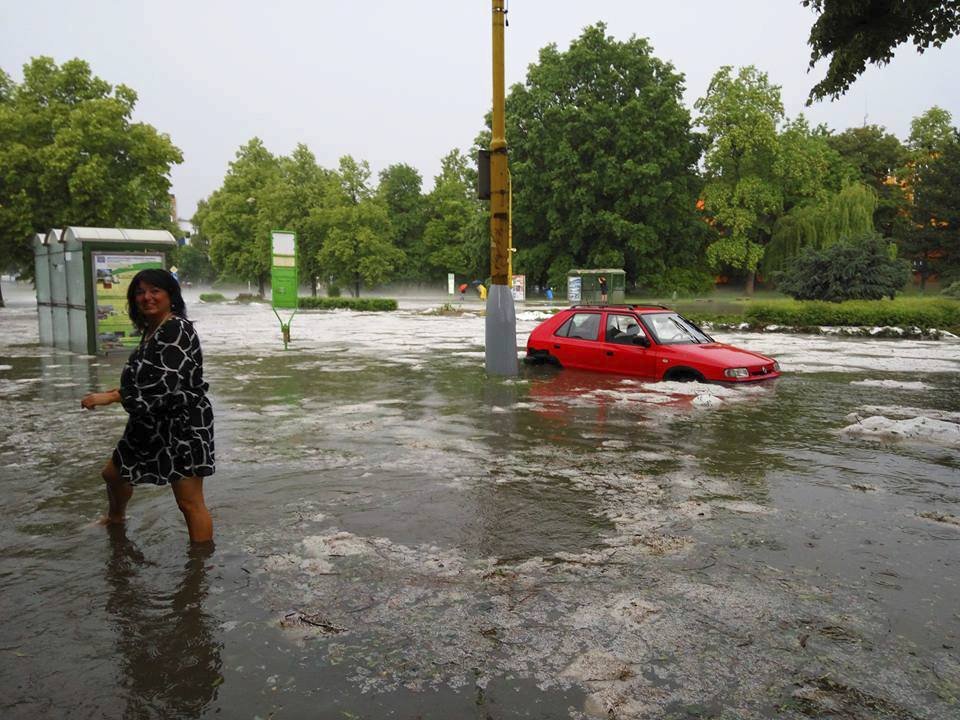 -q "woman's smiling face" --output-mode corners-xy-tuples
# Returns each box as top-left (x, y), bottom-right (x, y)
(134, 281), (172, 323)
